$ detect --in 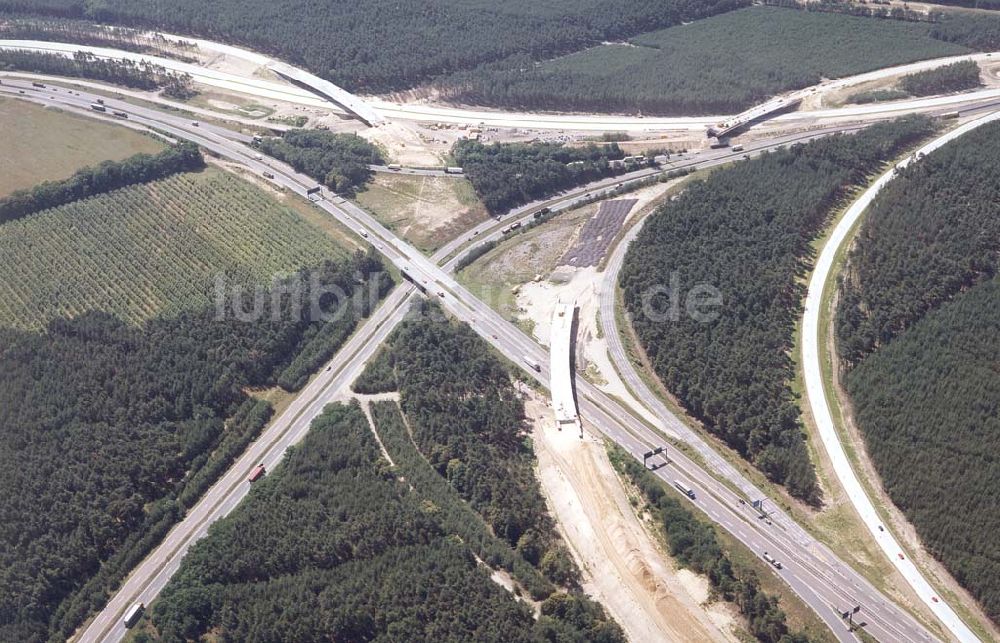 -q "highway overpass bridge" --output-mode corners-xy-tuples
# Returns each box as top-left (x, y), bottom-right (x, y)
(708, 93), (804, 139)
(550, 302), (582, 436)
